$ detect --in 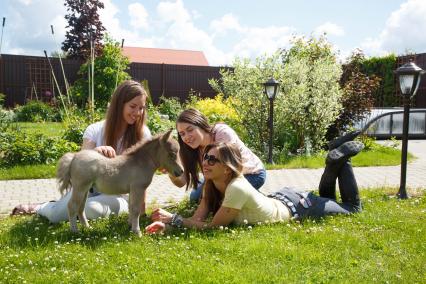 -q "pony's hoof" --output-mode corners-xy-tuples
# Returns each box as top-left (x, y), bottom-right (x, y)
(132, 230), (142, 237)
